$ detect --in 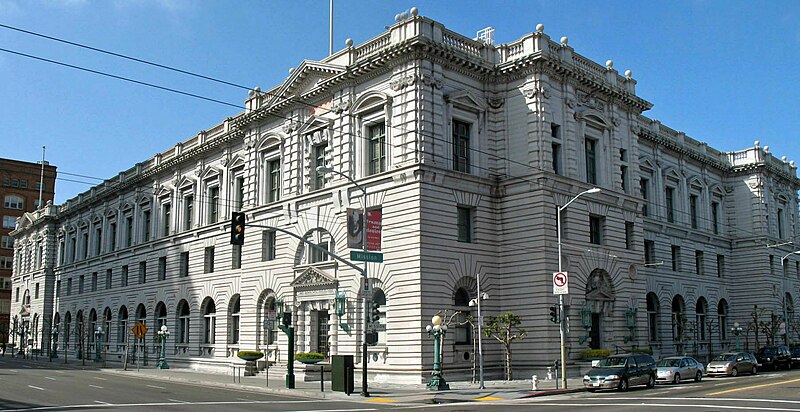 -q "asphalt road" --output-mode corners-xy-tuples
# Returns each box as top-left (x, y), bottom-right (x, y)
(3, 355), (800, 411)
